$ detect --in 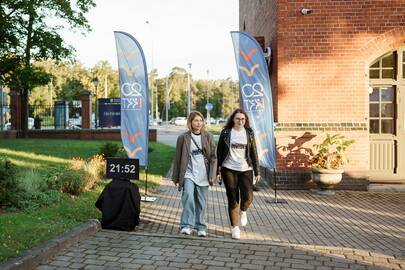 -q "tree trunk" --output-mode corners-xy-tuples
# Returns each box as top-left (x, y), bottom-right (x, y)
(20, 88), (28, 138)
(20, 0), (35, 138)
